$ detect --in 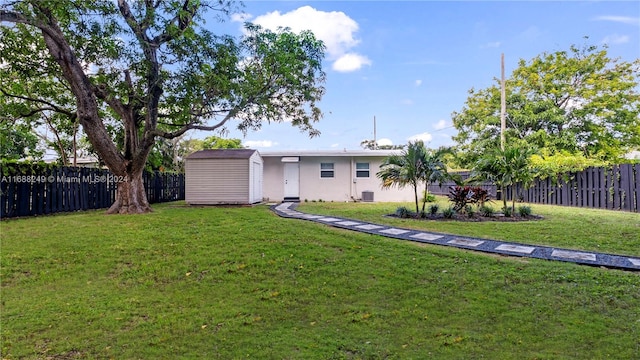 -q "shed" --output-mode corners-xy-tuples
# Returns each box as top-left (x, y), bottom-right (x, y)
(185, 149), (263, 205)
